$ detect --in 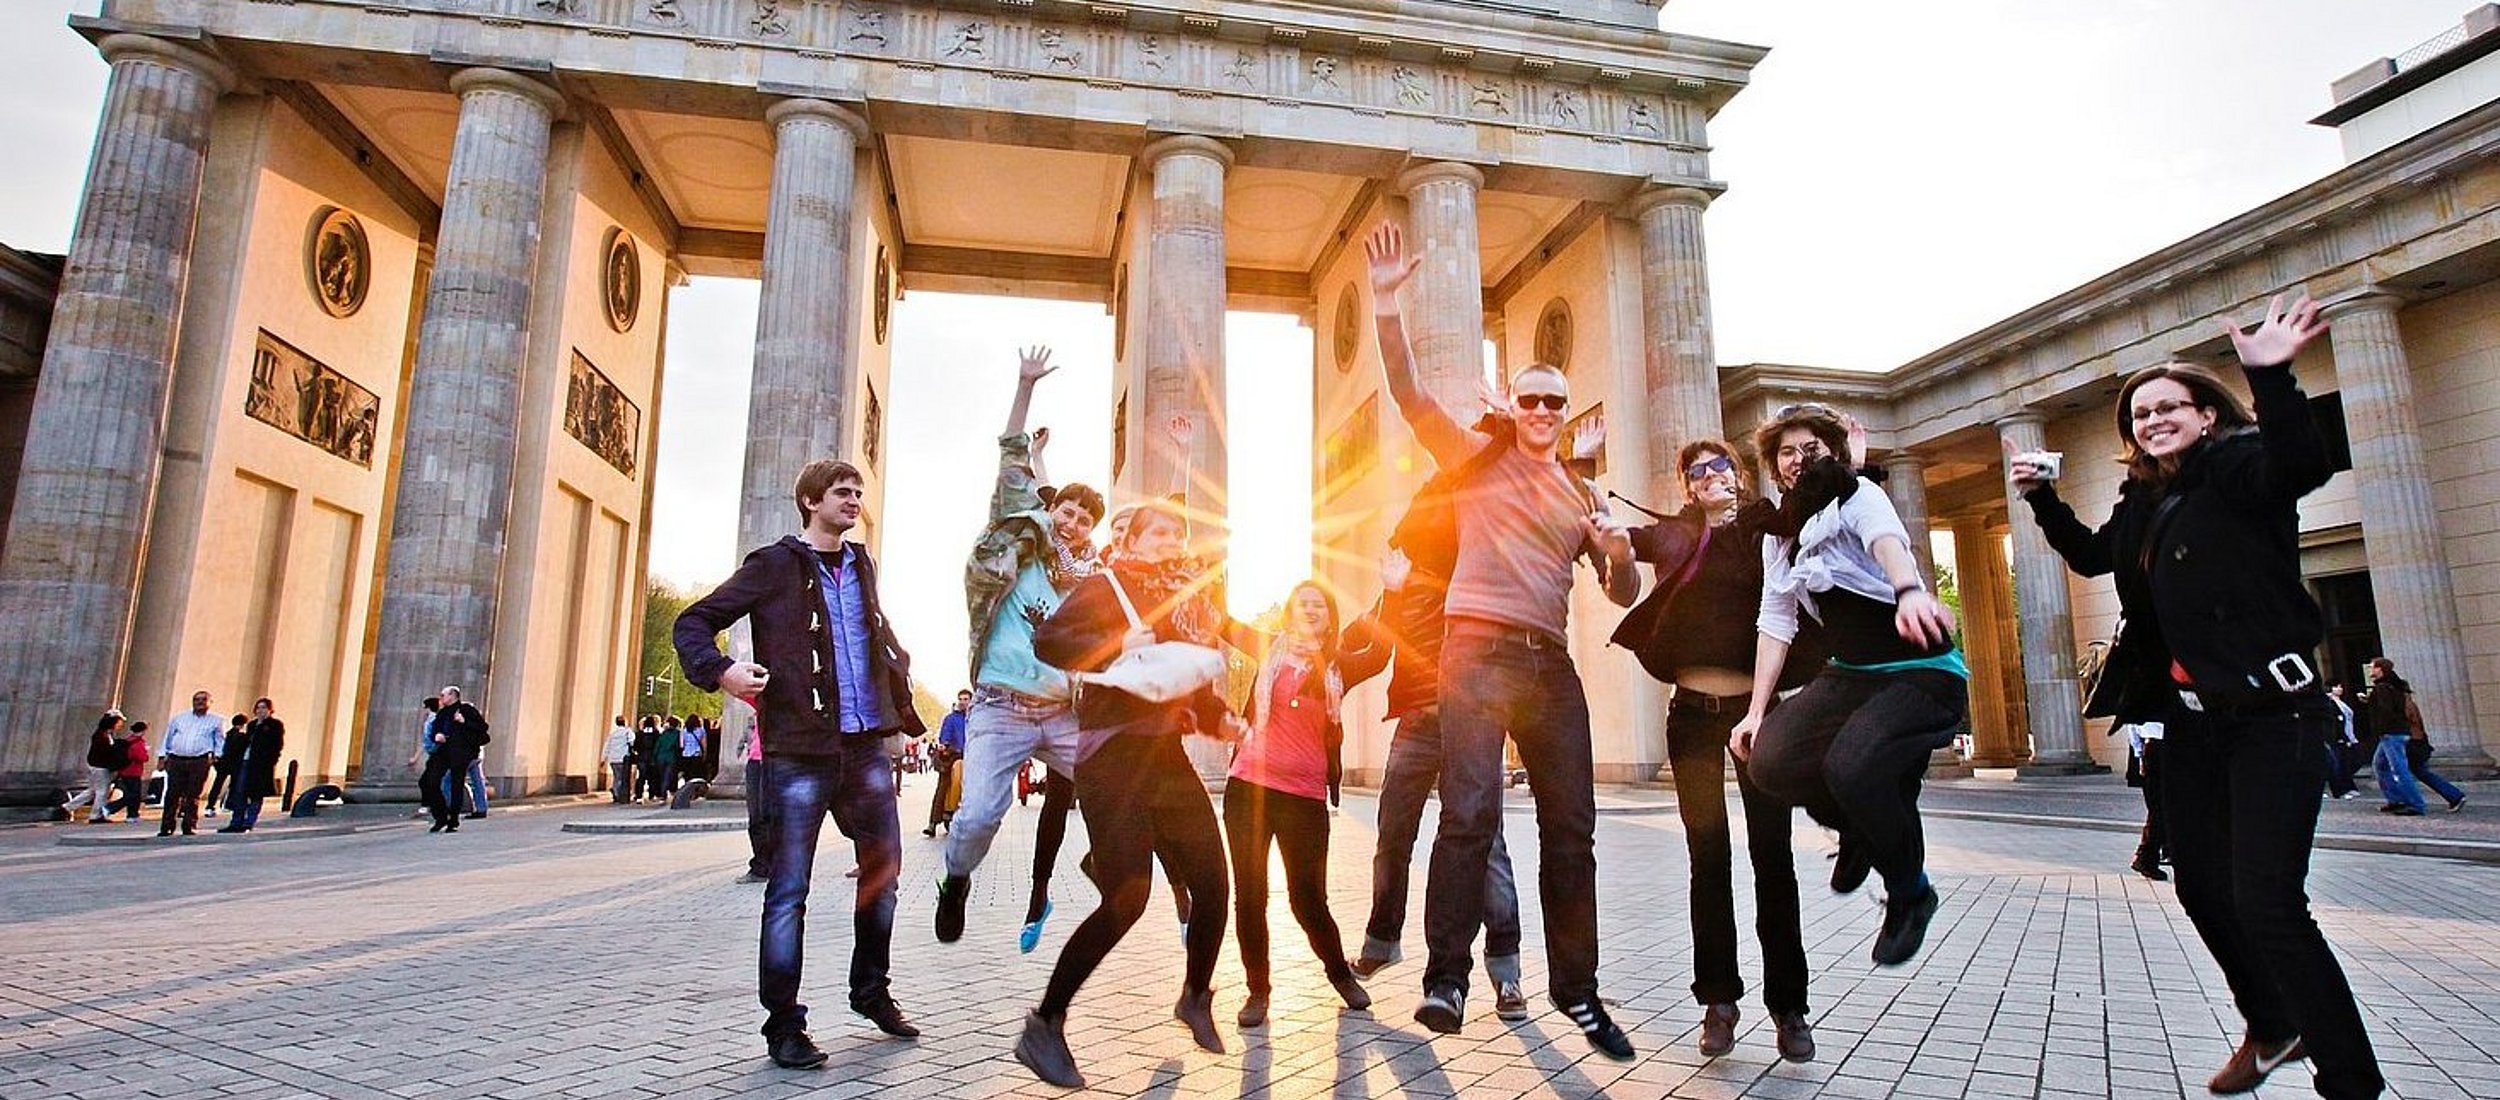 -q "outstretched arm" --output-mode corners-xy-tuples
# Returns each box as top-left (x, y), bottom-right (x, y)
(2218, 294), (2336, 505)
(1364, 222), (1476, 468)
(1003, 345), (1056, 439)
